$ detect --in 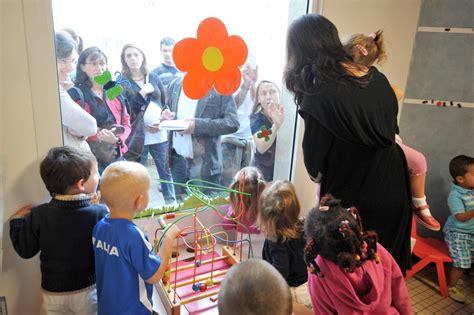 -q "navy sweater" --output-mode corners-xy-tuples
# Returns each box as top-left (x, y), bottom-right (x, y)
(10, 197), (107, 292)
